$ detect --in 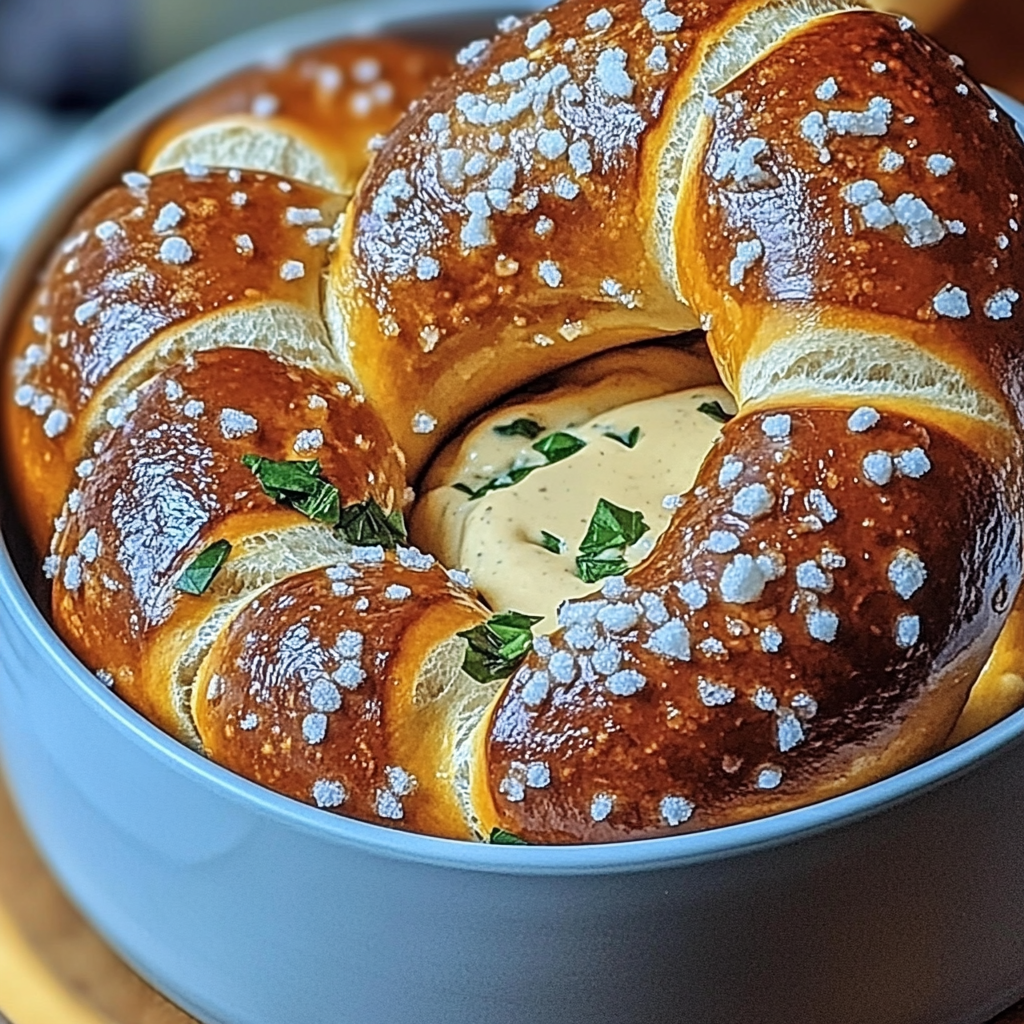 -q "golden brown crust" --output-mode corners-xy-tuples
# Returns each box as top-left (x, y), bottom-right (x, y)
(326, 1), (1024, 839)
(193, 556), (487, 837)
(680, 11), (1024, 413)
(141, 39), (453, 191)
(49, 347), (404, 739)
(487, 408), (1021, 841)
(335, 0), (727, 472)
(4, 169), (345, 551)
